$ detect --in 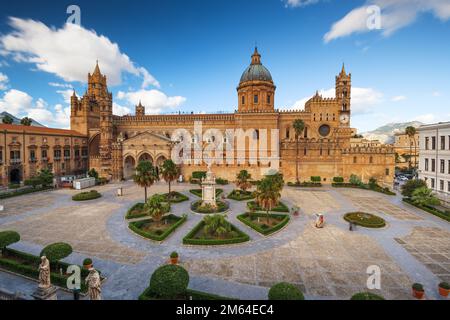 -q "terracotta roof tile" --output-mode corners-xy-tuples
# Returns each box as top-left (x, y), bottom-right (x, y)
(0, 124), (86, 137)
